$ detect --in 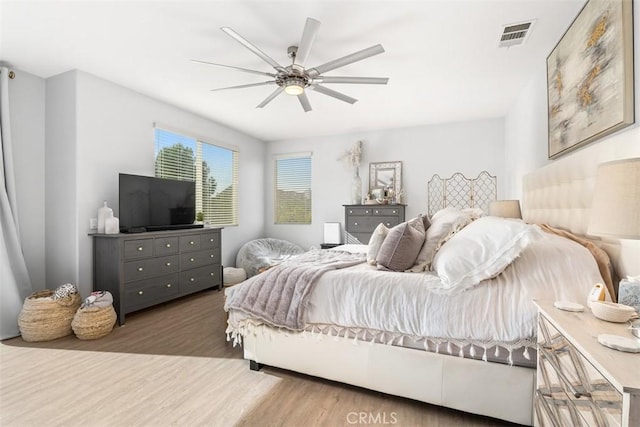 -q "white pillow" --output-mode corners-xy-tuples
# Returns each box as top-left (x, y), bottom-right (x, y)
(408, 208), (474, 272)
(432, 216), (543, 293)
(366, 223), (389, 265)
